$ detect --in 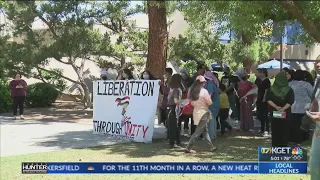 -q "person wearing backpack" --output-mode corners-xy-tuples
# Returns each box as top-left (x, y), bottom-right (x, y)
(178, 69), (194, 136)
